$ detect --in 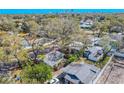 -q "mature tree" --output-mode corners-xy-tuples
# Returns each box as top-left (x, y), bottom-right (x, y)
(0, 48), (6, 62)
(0, 34), (30, 67)
(0, 35), (12, 62)
(99, 35), (112, 63)
(18, 22), (30, 33)
(45, 17), (79, 49)
(23, 35), (44, 64)
(9, 35), (22, 68)
(71, 30), (90, 50)
(94, 21), (110, 37)
(28, 20), (39, 33)
(21, 63), (52, 83)
(116, 36), (124, 49)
